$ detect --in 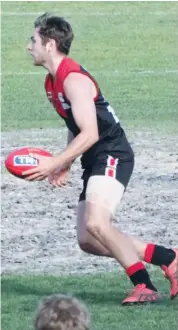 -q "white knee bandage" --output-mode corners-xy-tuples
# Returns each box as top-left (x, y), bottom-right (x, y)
(86, 175), (125, 216)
